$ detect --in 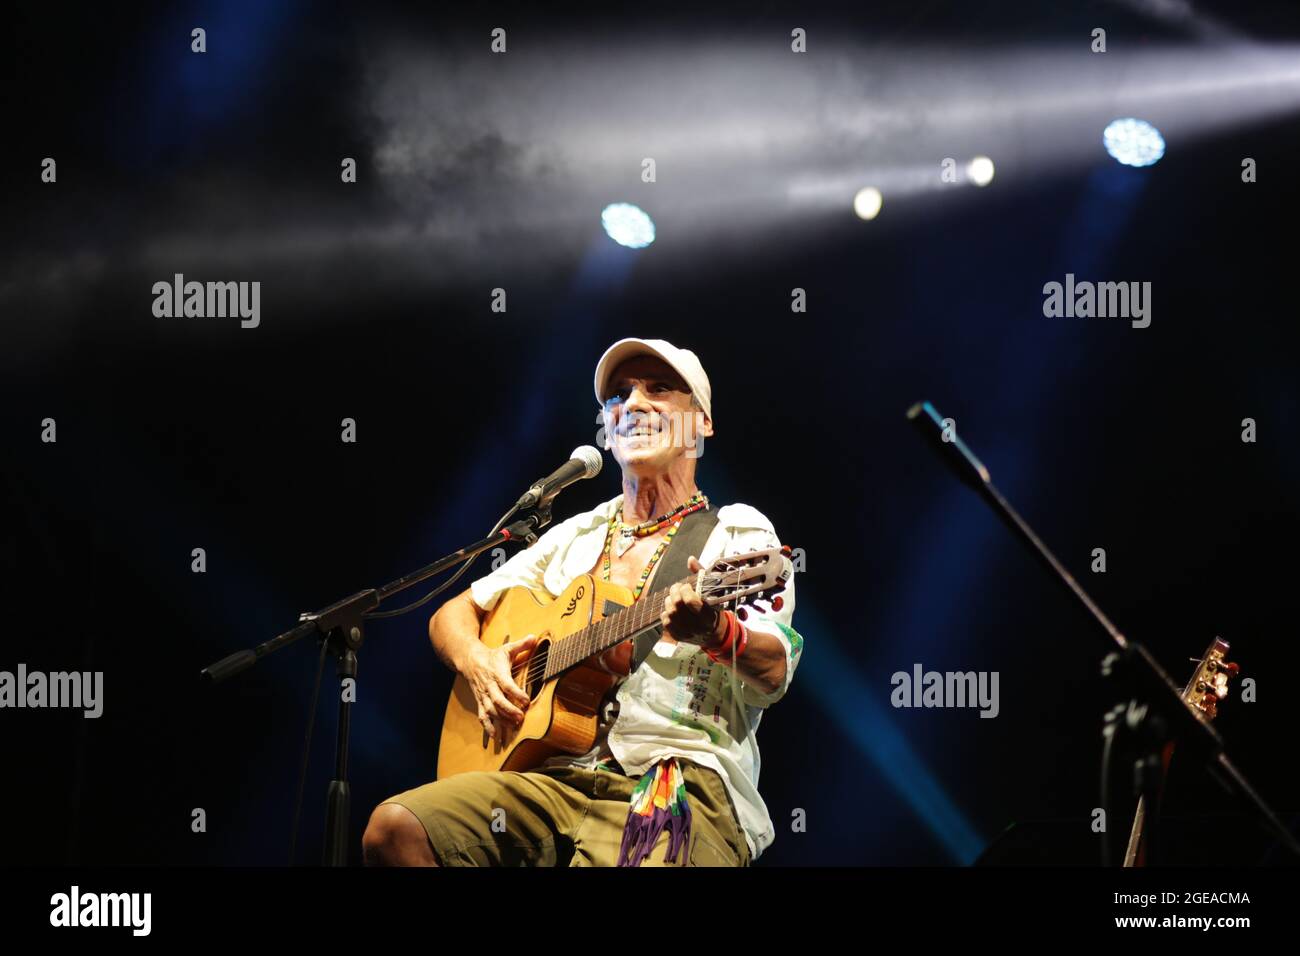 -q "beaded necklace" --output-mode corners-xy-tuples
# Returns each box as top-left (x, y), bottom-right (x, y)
(600, 492), (708, 600)
(611, 491), (708, 558)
